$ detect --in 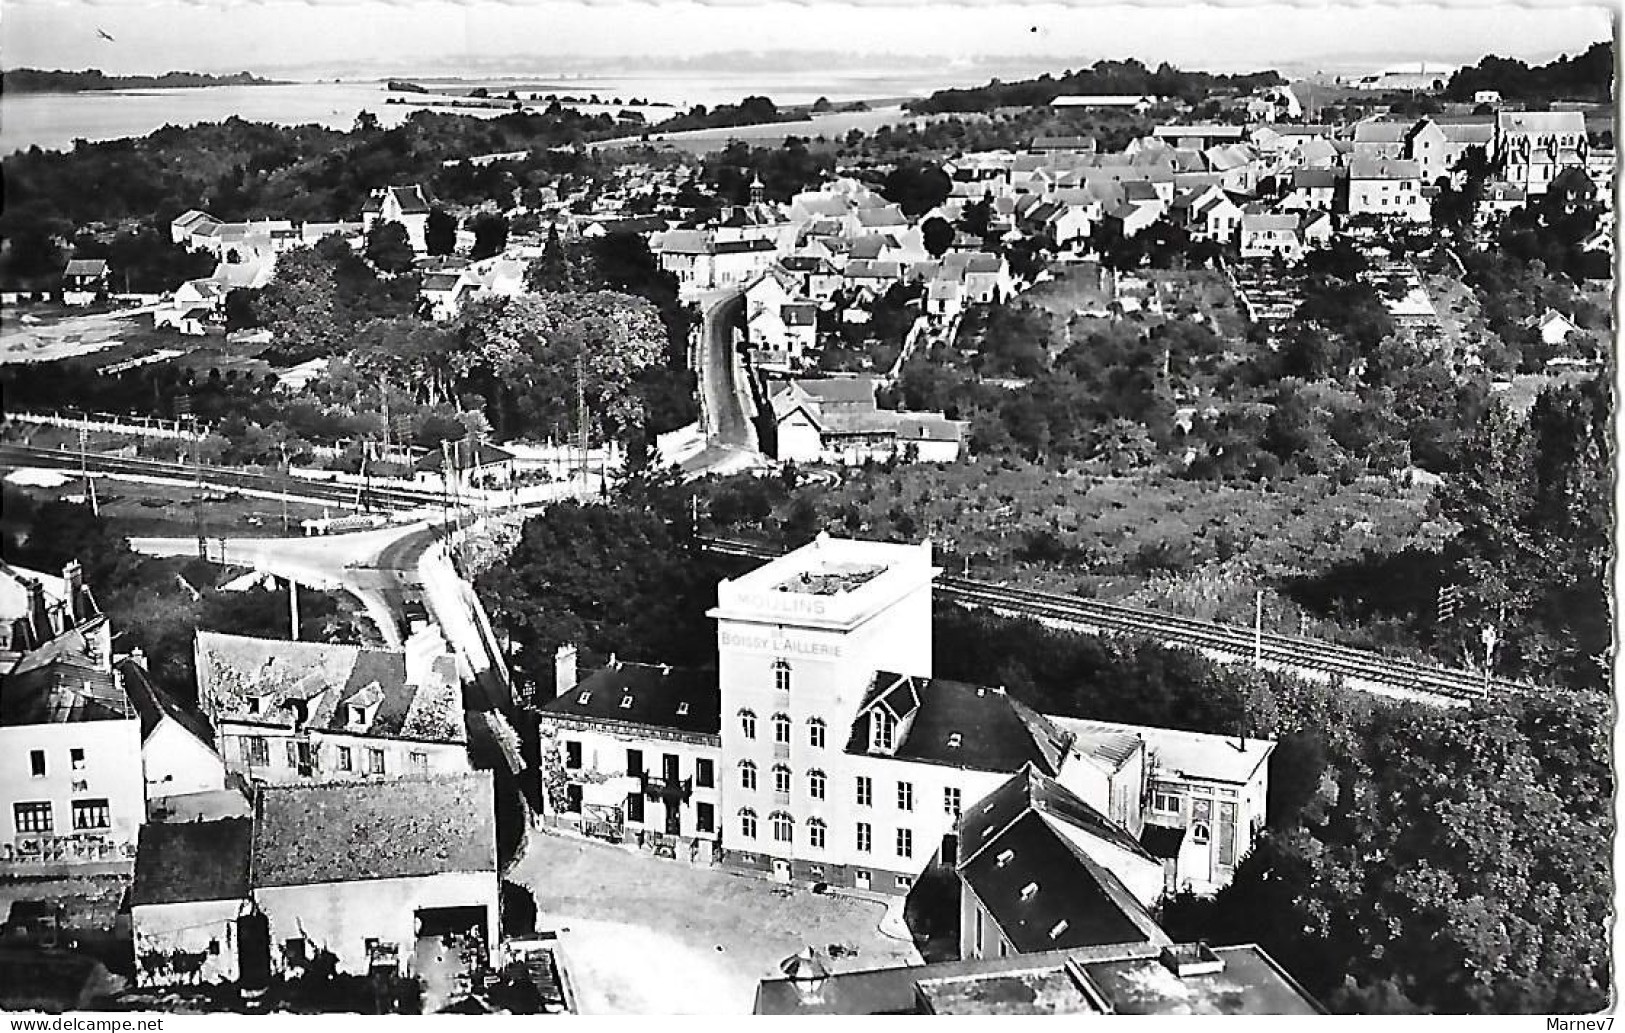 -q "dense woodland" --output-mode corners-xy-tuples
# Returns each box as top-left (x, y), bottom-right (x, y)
(905, 58), (1284, 112)
(1444, 41), (1614, 103)
(1, 68), (284, 93)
